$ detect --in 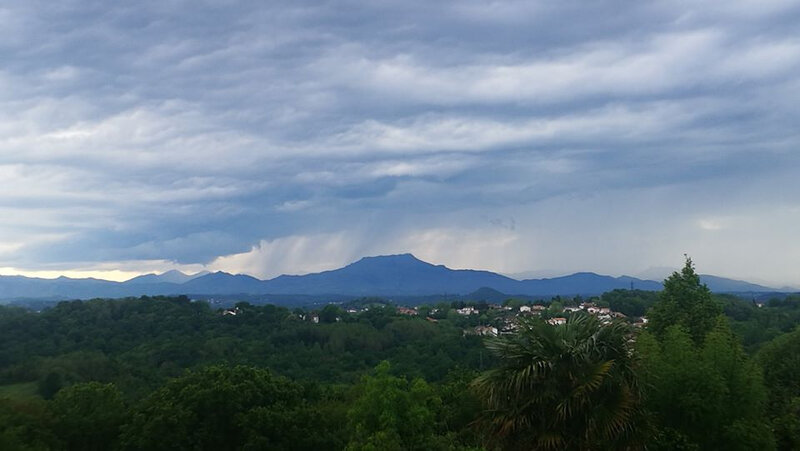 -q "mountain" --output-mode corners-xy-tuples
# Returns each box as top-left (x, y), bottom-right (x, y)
(518, 273), (663, 296)
(0, 254), (789, 301)
(181, 272), (265, 294)
(635, 269), (775, 293)
(0, 275), (178, 300)
(261, 255), (665, 297)
(262, 254), (522, 296)
(698, 275), (774, 293)
(125, 270), (209, 285)
(466, 287), (513, 303)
